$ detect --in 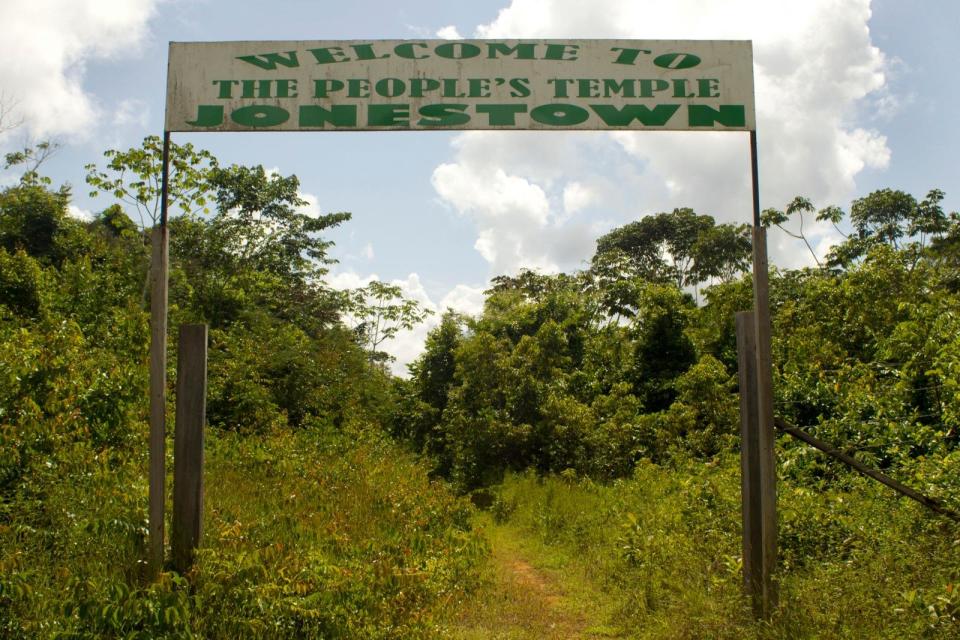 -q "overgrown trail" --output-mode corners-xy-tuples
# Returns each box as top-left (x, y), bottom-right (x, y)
(450, 517), (626, 639)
